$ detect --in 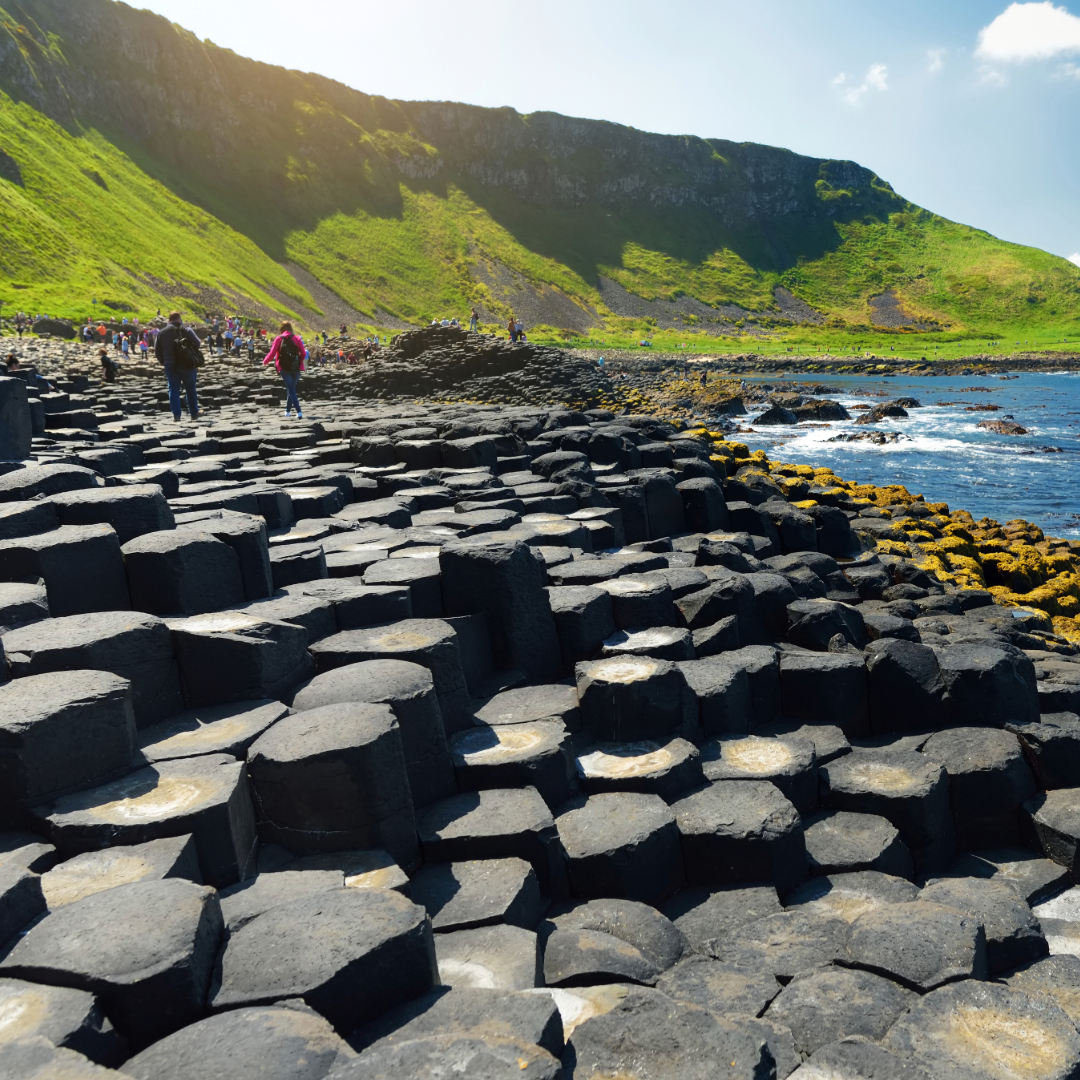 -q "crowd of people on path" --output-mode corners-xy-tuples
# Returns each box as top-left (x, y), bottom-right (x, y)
(8, 303), (528, 426)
